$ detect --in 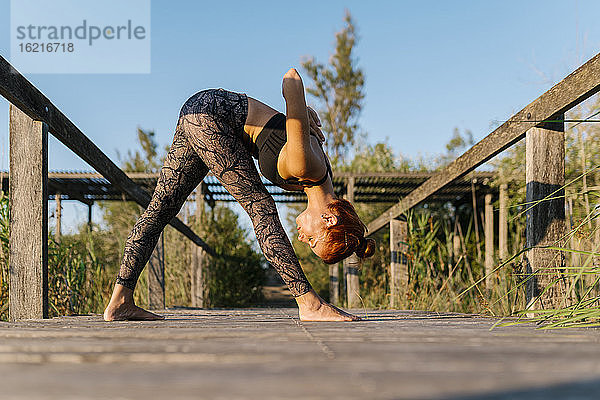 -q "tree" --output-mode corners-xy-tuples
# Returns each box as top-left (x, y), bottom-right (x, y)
(302, 10), (365, 166)
(117, 127), (162, 173)
(435, 127), (475, 168)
